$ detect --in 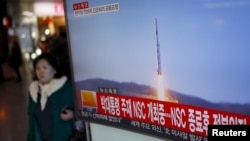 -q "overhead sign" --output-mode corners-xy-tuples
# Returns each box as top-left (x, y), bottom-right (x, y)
(34, 2), (64, 16)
